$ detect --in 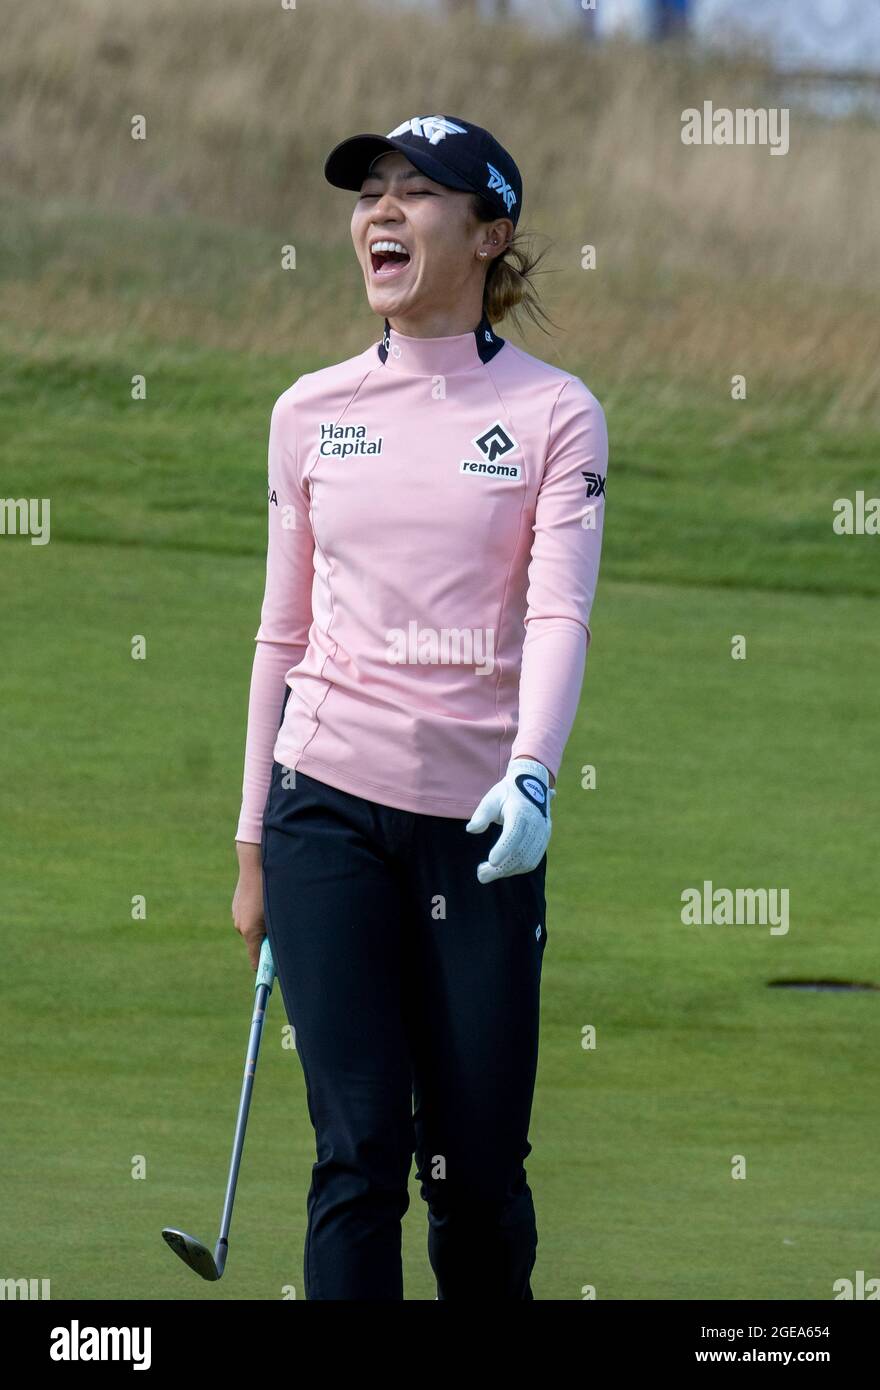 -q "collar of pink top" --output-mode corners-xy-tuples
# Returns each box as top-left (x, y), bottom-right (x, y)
(377, 311), (506, 375)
